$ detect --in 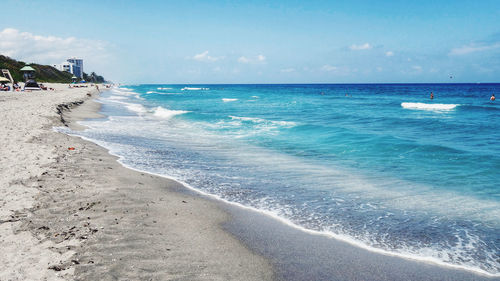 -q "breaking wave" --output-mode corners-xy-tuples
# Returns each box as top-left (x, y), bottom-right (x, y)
(401, 102), (459, 111)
